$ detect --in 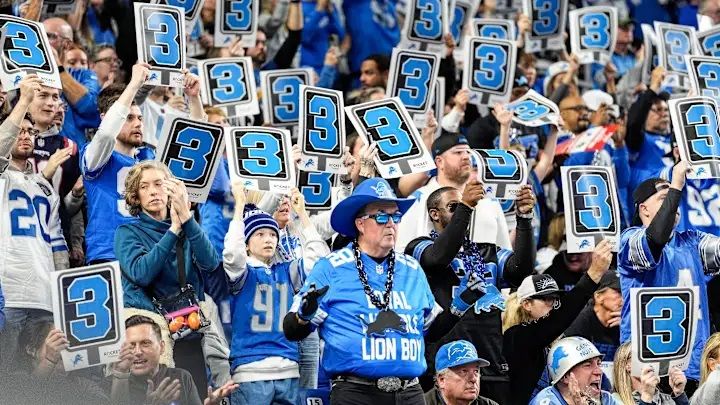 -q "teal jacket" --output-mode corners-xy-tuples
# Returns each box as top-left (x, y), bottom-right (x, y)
(114, 212), (221, 311)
